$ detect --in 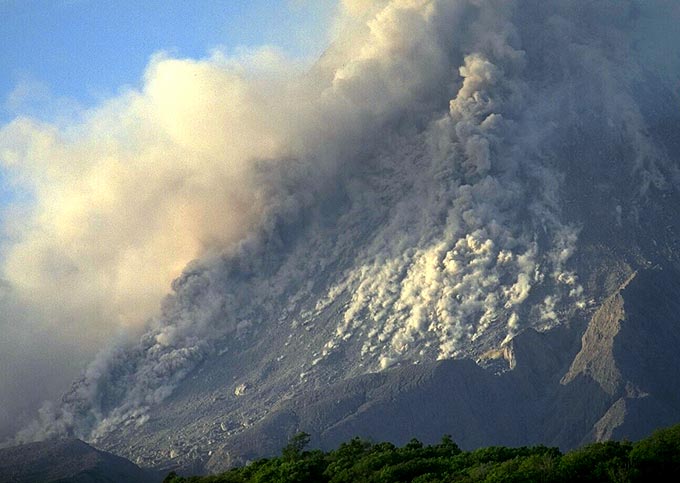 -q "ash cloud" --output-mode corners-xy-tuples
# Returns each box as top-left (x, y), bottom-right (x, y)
(0, 47), (308, 438)
(2, 0), (680, 445)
